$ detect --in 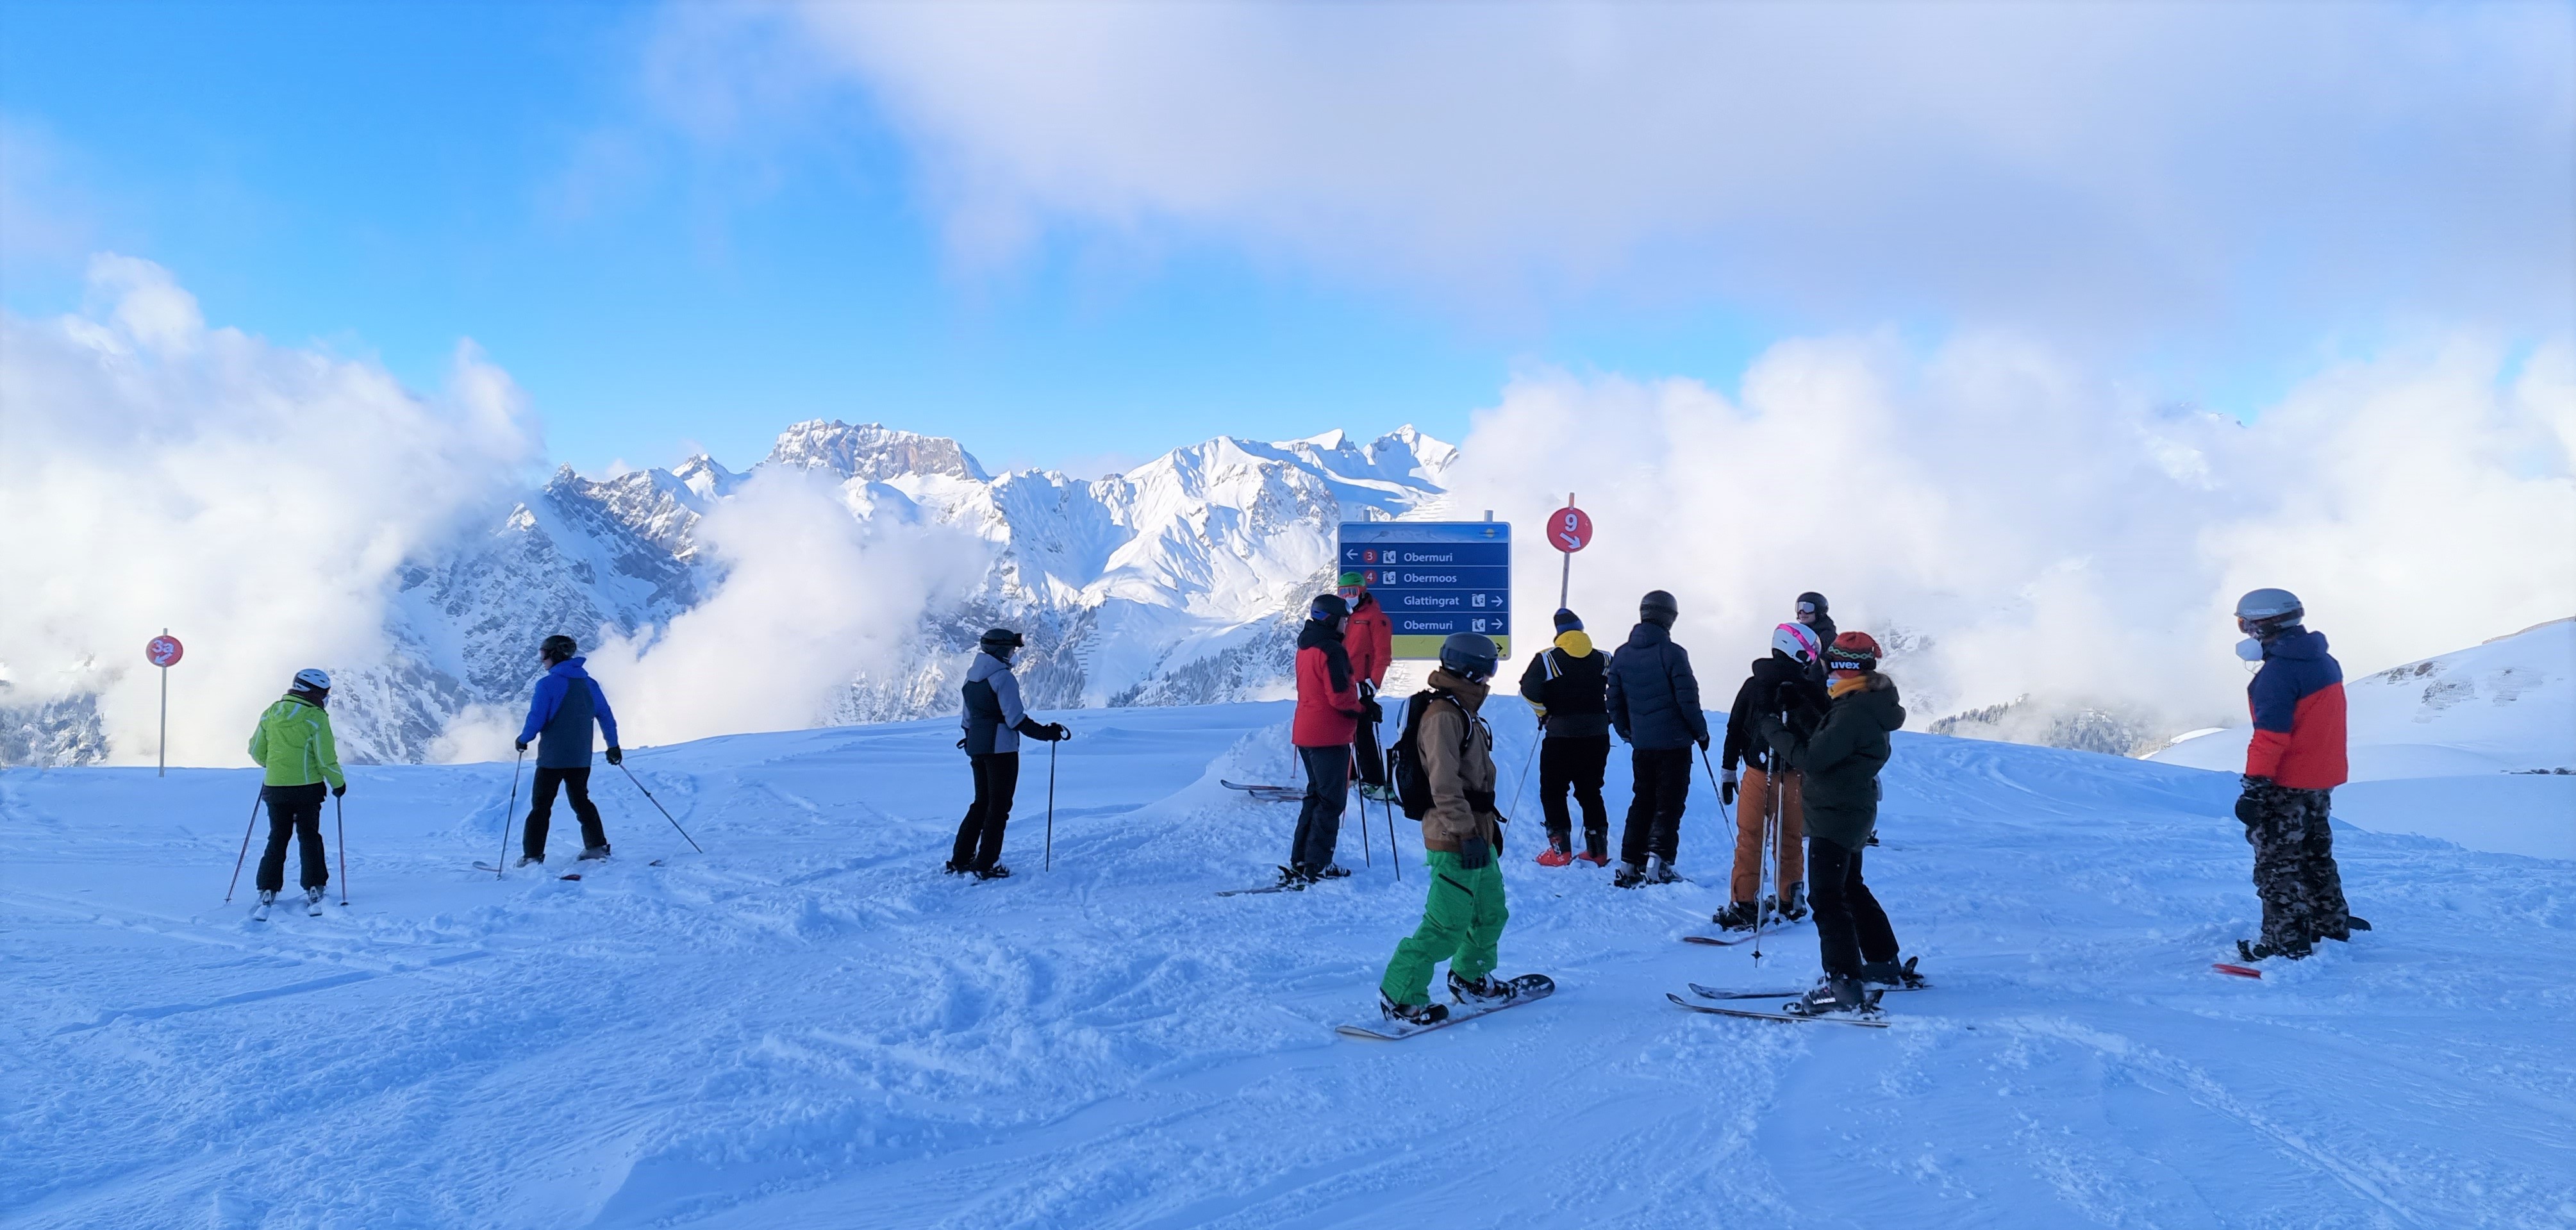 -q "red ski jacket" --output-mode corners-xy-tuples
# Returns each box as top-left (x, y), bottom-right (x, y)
(2244, 629), (2348, 790)
(1343, 593), (1392, 690)
(1293, 621), (1365, 748)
